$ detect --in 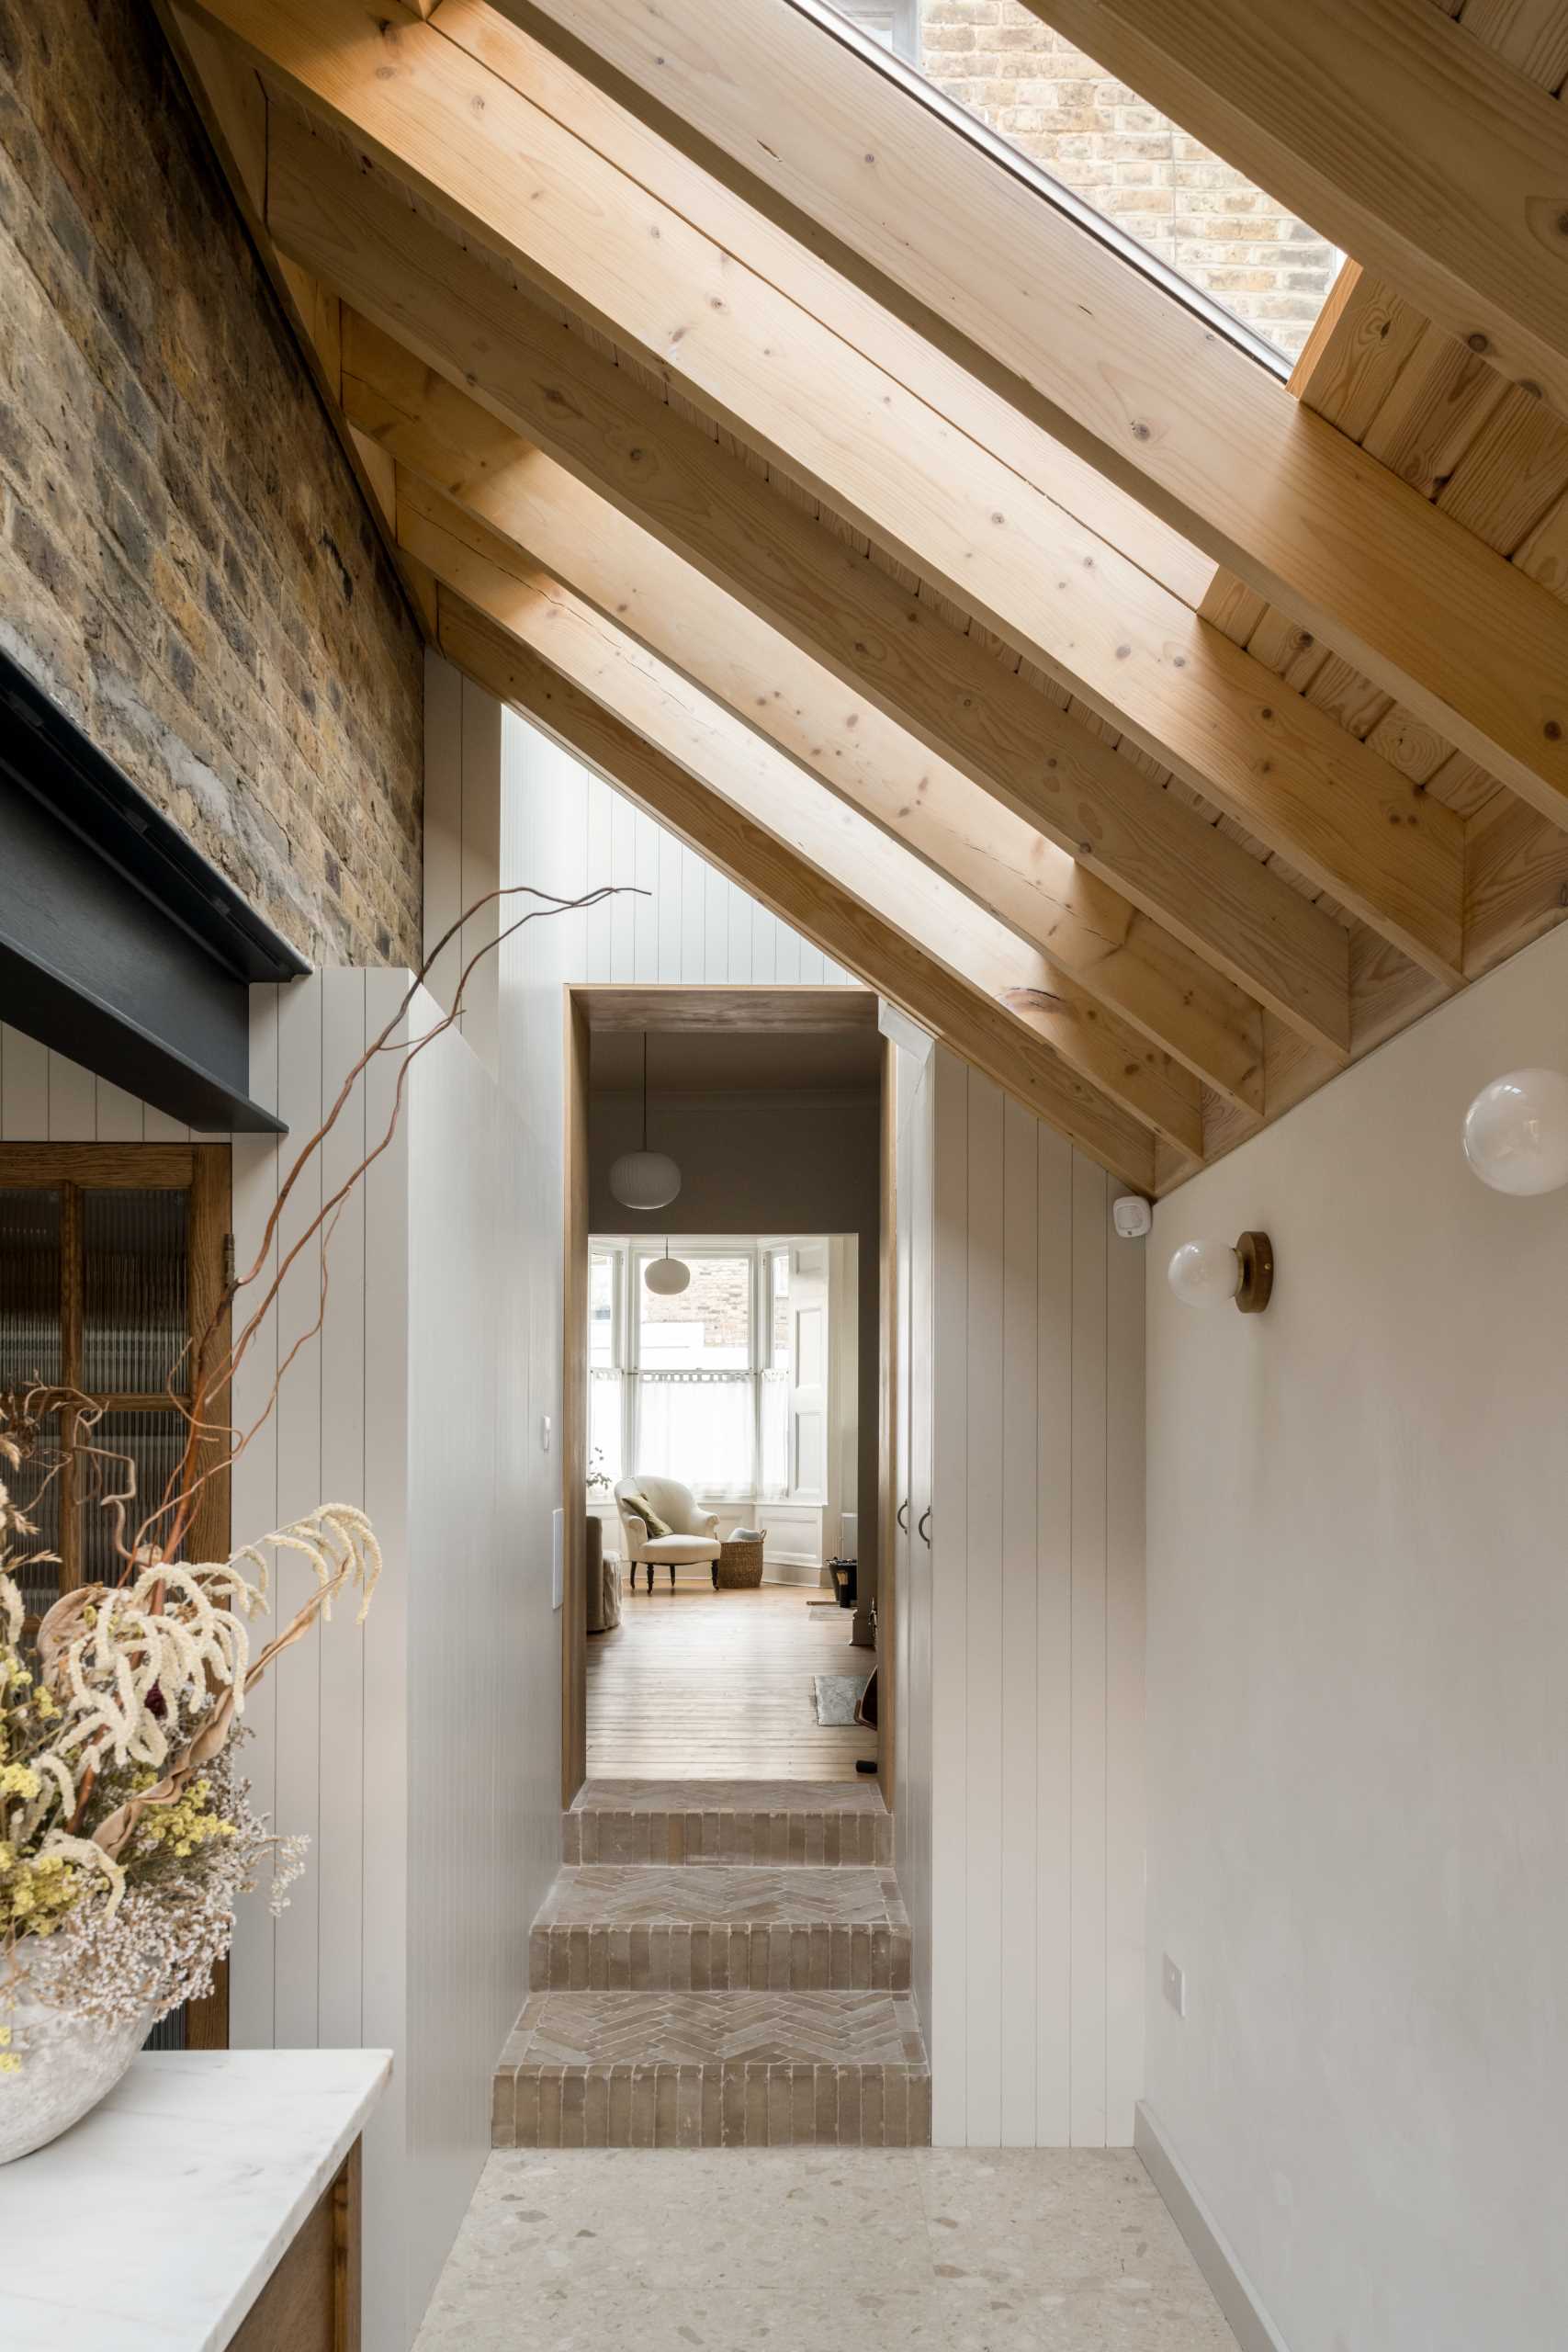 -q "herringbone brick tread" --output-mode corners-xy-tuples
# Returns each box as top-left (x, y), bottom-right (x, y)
(491, 1993), (931, 2147)
(504, 1988), (926, 2067)
(527, 1864), (911, 1991)
(565, 1777), (892, 1865)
